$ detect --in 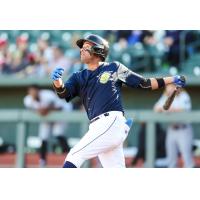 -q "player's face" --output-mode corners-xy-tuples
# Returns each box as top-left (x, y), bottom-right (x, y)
(28, 87), (39, 99)
(80, 42), (94, 63)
